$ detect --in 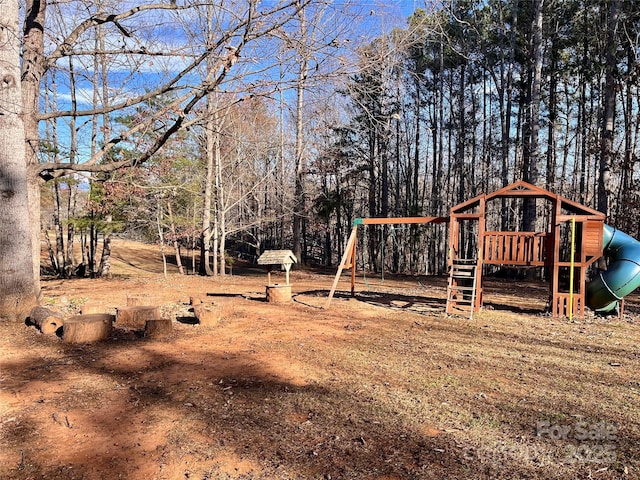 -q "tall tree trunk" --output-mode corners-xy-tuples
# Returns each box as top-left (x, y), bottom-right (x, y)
(156, 199), (168, 278)
(200, 6), (216, 276)
(98, 222), (112, 278)
(412, 82), (421, 213)
(0, 0), (38, 320)
(217, 136), (227, 277)
(48, 71), (64, 276)
(368, 128), (378, 271)
(213, 105), (222, 275)
(598, 0), (620, 215)
(546, 24), (558, 191)
(54, 183), (66, 276)
(65, 55), (78, 276)
(218, 219), (227, 276)
(457, 63), (466, 204)
(381, 127), (389, 219)
(199, 97), (214, 276)
(89, 217), (98, 277)
(578, 35), (588, 204)
(436, 43), (444, 217)
(96, 18), (112, 279)
(501, 0), (517, 230)
(523, 0), (544, 232)
(167, 200), (185, 275)
(22, 0), (48, 297)
(616, 50), (634, 227)
(292, 1), (308, 265)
